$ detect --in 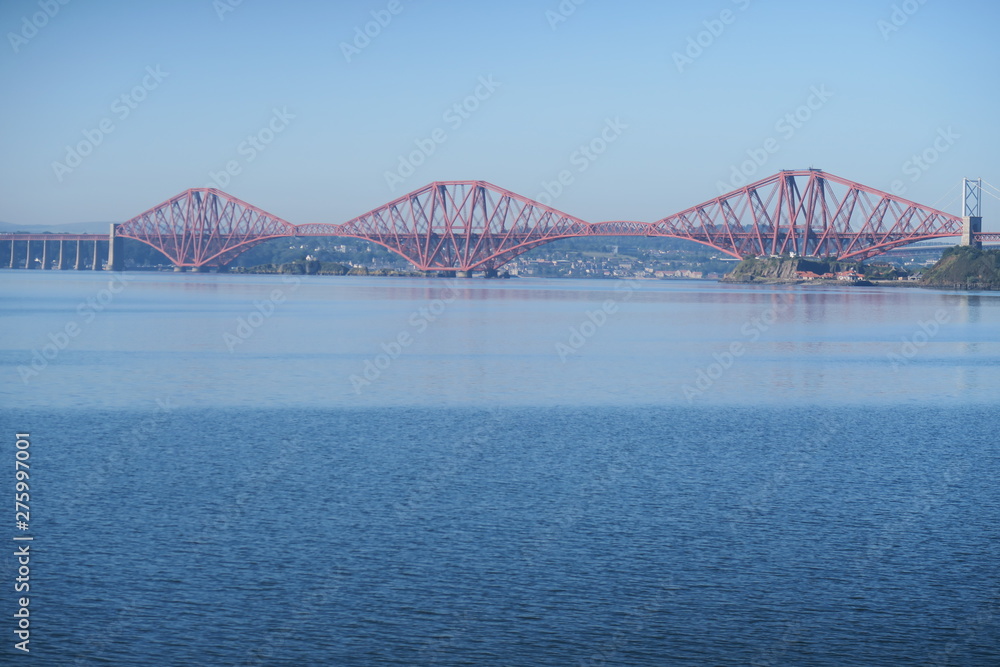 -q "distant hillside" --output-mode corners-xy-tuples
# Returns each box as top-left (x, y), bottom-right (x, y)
(922, 246), (1000, 290)
(0, 221), (118, 234)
